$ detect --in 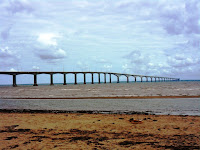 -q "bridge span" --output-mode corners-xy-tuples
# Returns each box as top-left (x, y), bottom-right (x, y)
(0, 71), (179, 87)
